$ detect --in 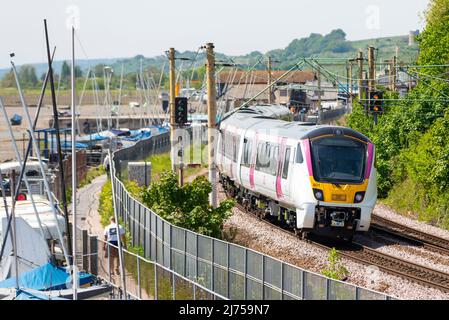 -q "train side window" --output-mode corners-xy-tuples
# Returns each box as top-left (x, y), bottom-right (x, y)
(270, 145), (279, 176)
(223, 131), (228, 158)
(233, 135), (238, 162)
(243, 138), (252, 167)
(296, 143), (304, 163)
(256, 142), (270, 172)
(282, 147), (291, 179)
